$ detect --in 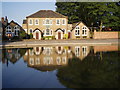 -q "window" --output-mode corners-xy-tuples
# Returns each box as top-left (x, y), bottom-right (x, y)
(46, 29), (50, 35)
(6, 25), (12, 32)
(62, 19), (66, 25)
(30, 29), (32, 34)
(82, 46), (87, 56)
(29, 19), (33, 25)
(43, 19), (52, 25)
(44, 29), (52, 36)
(75, 26), (80, 36)
(35, 19), (39, 25)
(75, 46), (80, 57)
(30, 58), (34, 65)
(36, 58), (40, 65)
(14, 25), (19, 36)
(56, 19), (60, 25)
(82, 26), (87, 36)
